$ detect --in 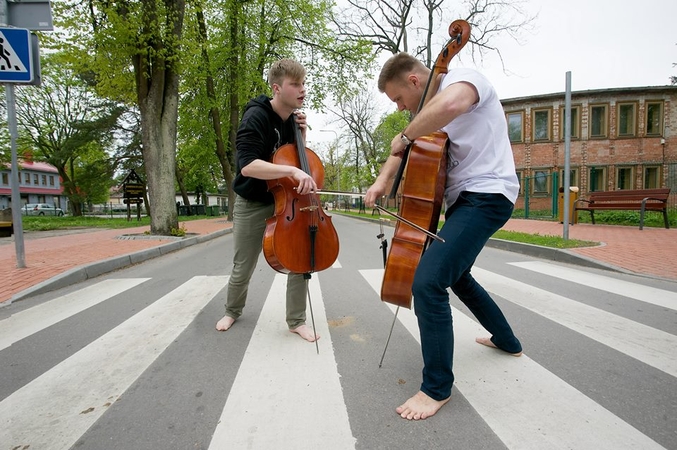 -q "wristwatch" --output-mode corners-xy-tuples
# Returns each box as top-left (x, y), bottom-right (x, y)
(400, 133), (412, 146)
